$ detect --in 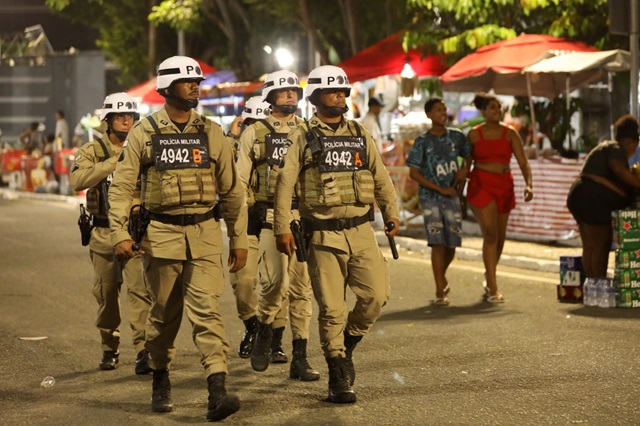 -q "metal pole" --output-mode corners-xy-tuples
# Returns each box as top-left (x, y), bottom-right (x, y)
(178, 30), (185, 56)
(566, 78), (572, 150)
(525, 73), (537, 147)
(609, 71), (615, 139)
(631, 0), (639, 118)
